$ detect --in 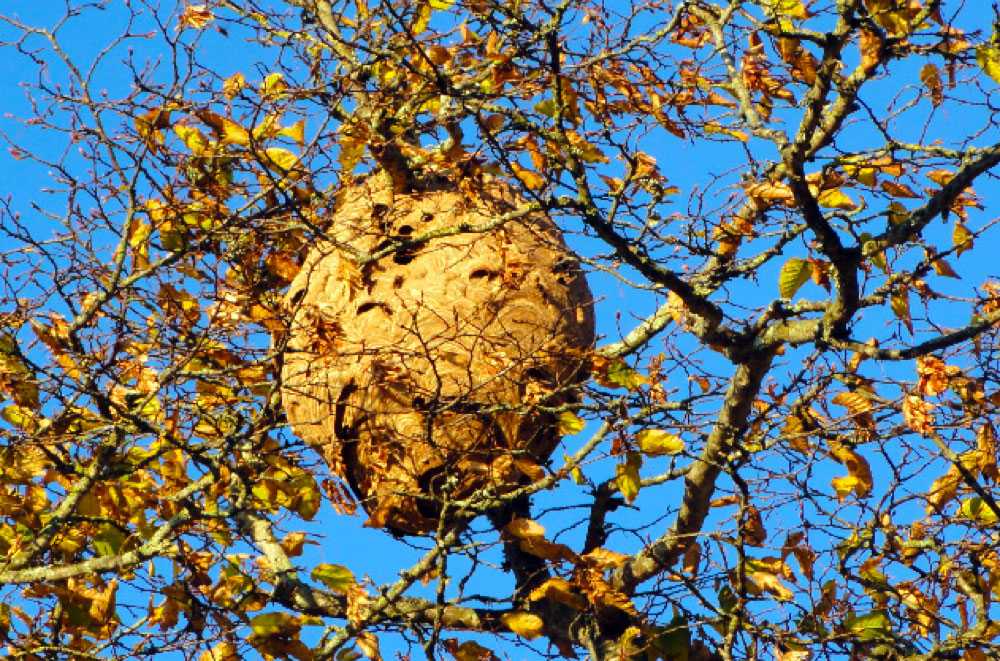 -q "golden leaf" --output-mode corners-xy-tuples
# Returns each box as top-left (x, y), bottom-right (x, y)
(750, 571), (794, 601)
(173, 124), (210, 155)
(413, 3), (432, 35)
(816, 188), (857, 210)
(278, 119), (306, 146)
(259, 72), (287, 98)
(828, 440), (873, 499)
(223, 72), (246, 100)
(636, 429), (685, 456)
(976, 44), (1000, 84)
(953, 221), (973, 256)
(778, 258), (811, 299)
(528, 577), (586, 610)
(959, 497), (1000, 525)
(504, 518), (545, 539)
(179, 4), (214, 30)
(557, 411), (585, 436)
(311, 563), (356, 593)
(501, 611), (544, 639)
(581, 547), (630, 568)
(920, 63), (943, 106)
(880, 180), (920, 198)
(221, 120), (250, 146)
(891, 287), (913, 334)
(511, 162), (544, 190)
(615, 453), (641, 503)
(263, 147), (300, 172)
